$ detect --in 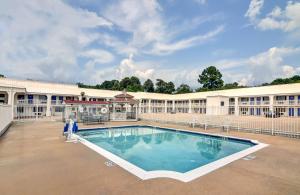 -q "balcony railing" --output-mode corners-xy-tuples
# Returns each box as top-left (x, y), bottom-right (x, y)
(17, 99), (47, 104)
(51, 100), (64, 105)
(274, 100), (299, 105)
(239, 101), (269, 106)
